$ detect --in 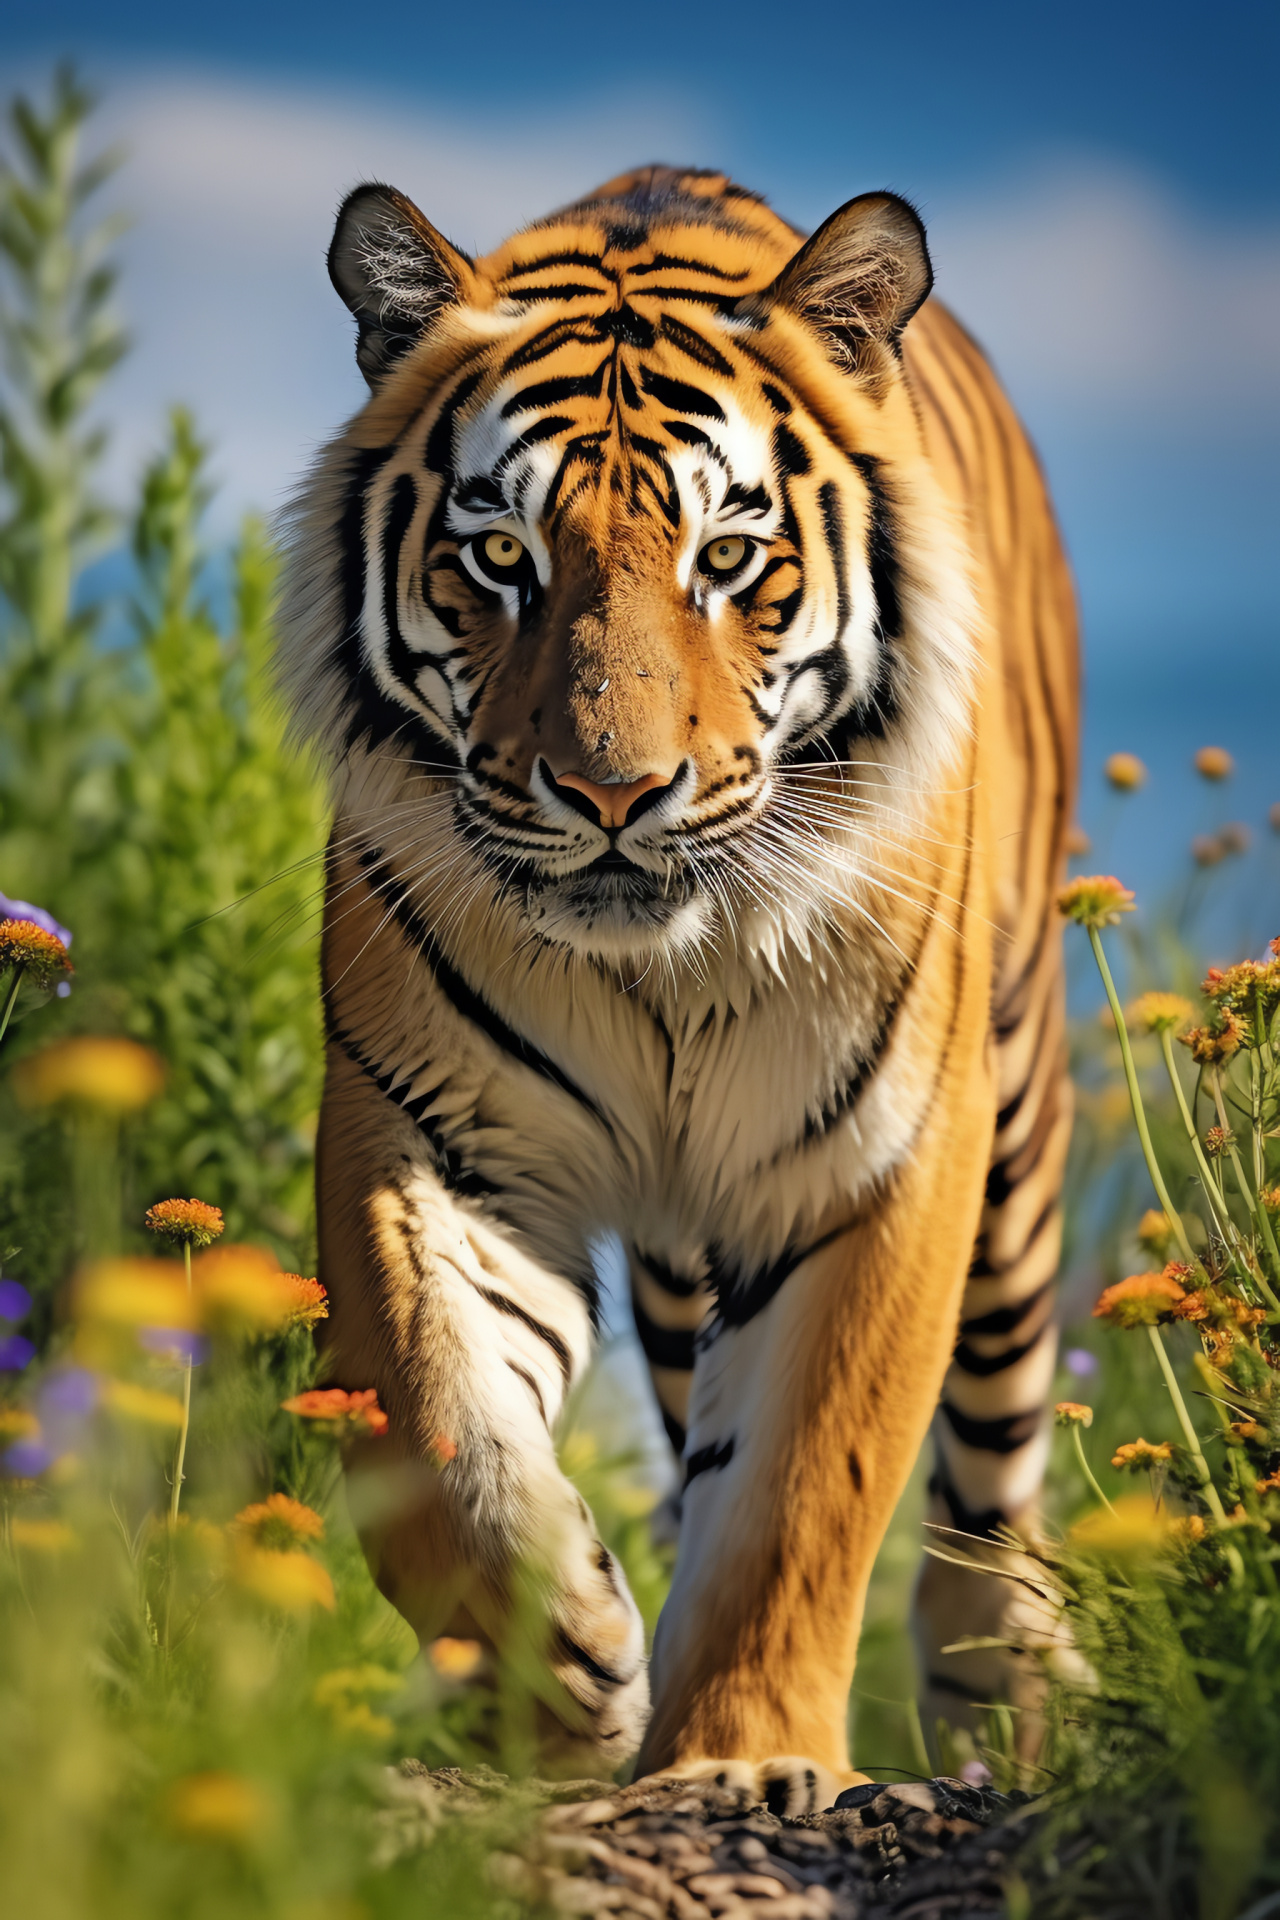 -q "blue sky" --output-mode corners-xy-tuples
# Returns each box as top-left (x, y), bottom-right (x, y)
(3, 1), (1278, 863)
